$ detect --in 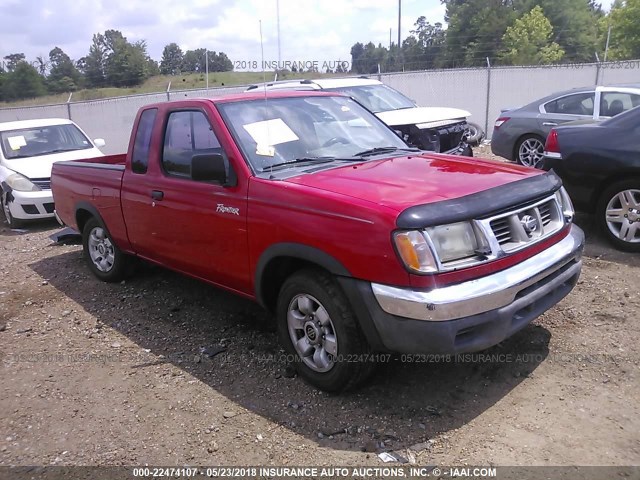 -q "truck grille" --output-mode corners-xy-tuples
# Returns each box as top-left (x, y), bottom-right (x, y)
(488, 198), (563, 253)
(32, 178), (51, 190)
